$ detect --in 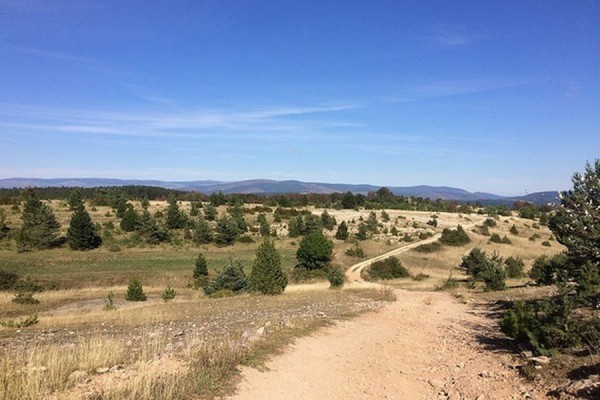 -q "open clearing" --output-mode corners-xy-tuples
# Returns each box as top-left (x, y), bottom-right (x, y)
(1, 202), (575, 399)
